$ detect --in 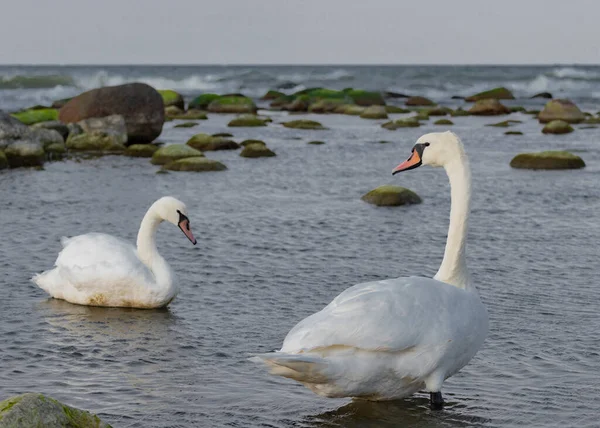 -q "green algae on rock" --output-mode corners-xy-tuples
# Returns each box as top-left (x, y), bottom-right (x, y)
(151, 144), (203, 165)
(434, 119), (454, 125)
(381, 117), (421, 130)
(344, 89), (385, 106)
(465, 87), (514, 102)
(11, 108), (58, 125)
(510, 151), (585, 170)
(541, 120), (574, 134)
(240, 143), (276, 158)
(125, 144), (160, 157)
(486, 120), (523, 127)
(66, 132), (127, 153)
(157, 89), (184, 110)
(186, 133), (240, 151)
(207, 95), (257, 114)
(360, 106), (388, 119)
(282, 120), (325, 130)
(468, 99), (510, 115)
(161, 156), (227, 172)
(361, 185), (422, 207)
(450, 108), (470, 117)
(188, 93), (220, 110)
(227, 115), (268, 127)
